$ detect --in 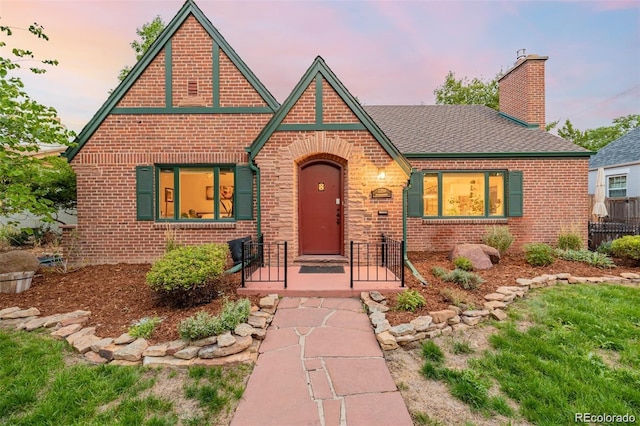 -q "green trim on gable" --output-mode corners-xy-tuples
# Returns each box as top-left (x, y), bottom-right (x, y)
(165, 41), (172, 108)
(498, 112), (539, 129)
(248, 56), (412, 176)
(65, 0), (279, 162)
(212, 42), (220, 107)
(315, 75), (323, 124)
(403, 151), (593, 159)
(111, 107), (273, 114)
